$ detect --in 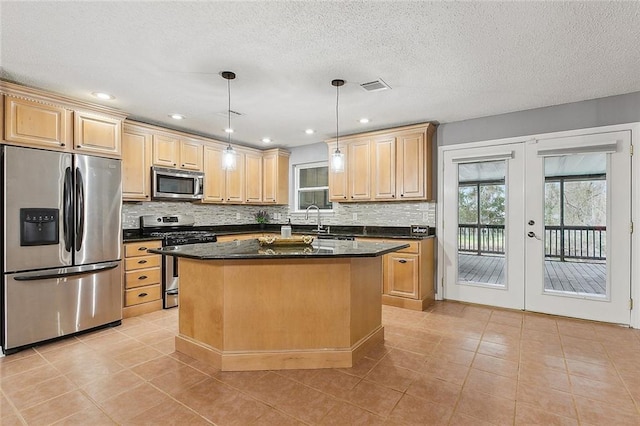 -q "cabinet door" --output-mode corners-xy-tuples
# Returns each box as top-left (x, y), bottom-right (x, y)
(202, 144), (226, 203)
(245, 152), (263, 203)
(74, 112), (121, 157)
(4, 95), (71, 150)
(396, 131), (427, 200)
(152, 134), (179, 168)
(225, 152), (245, 203)
(385, 253), (420, 299)
(328, 142), (348, 201)
(122, 127), (152, 201)
(373, 136), (396, 200)
(180, 140), (203, 171)
(348, 139), (372, 200)
(262, 150), (289, 205)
